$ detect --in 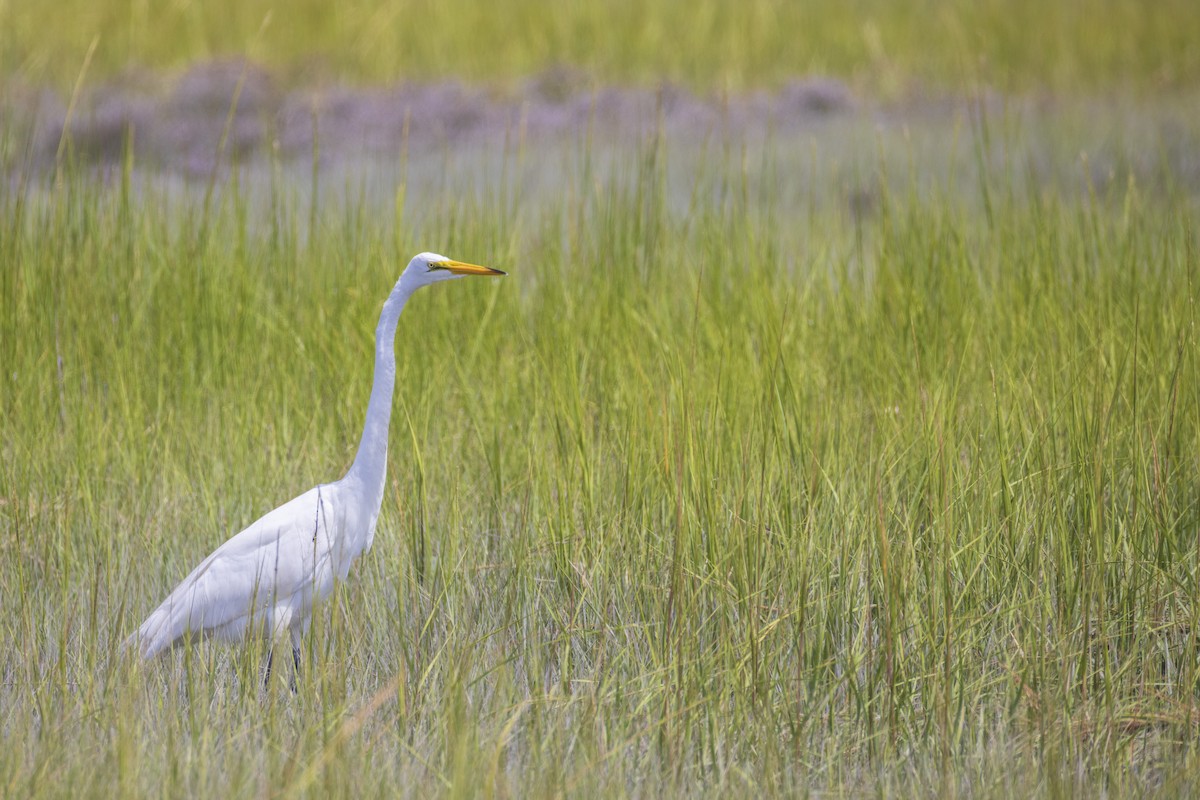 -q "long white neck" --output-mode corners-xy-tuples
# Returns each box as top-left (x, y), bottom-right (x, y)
(344, 278), (413, 505)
